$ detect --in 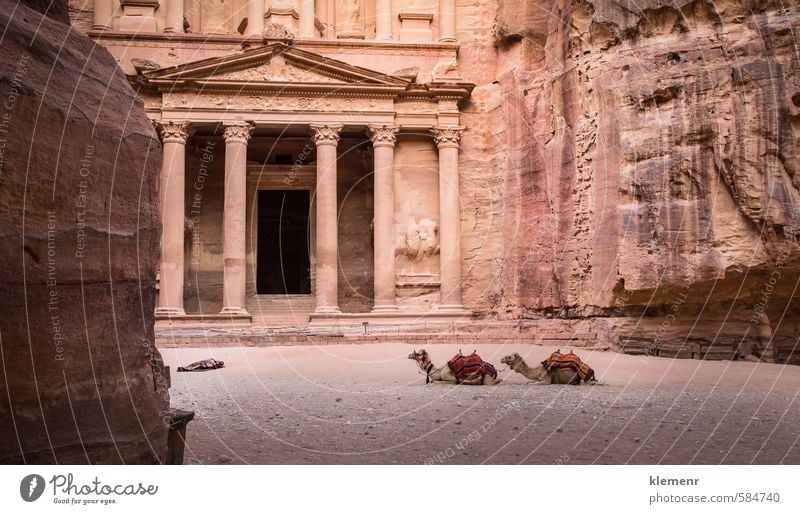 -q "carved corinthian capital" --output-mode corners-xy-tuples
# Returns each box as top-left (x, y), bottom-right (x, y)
(223, 122), (253, 144)
(310, 124), (343, 146)
(430, 126), (465, 149)
(155, 121), (191, 144)
(367, 124), (399, 147)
